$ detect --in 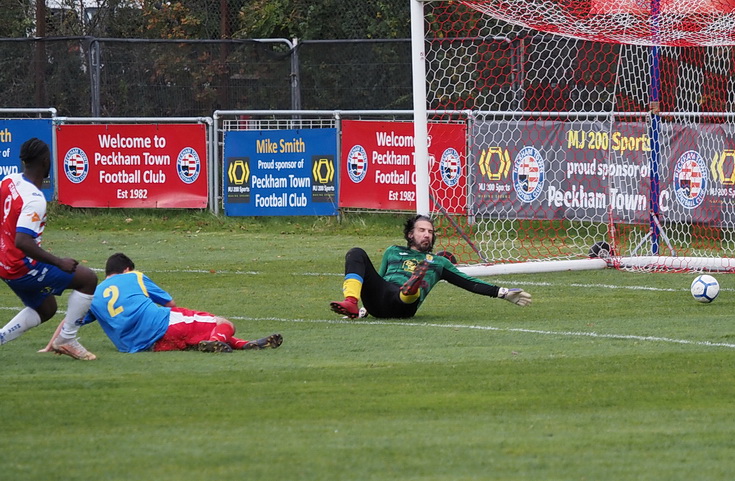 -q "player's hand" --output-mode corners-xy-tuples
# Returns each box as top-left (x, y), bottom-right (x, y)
(38, 319), (65, 353)
(57, 258), (79, 273)
(499, 287), (532, 307)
